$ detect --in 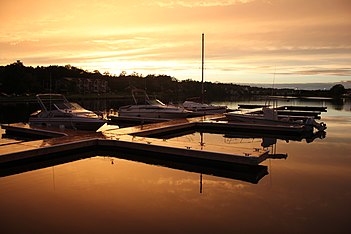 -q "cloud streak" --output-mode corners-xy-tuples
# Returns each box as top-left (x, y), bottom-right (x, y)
(149, 0), (254, 8)
(282, 68), (351, 77)
(0, 0), (350, 83)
